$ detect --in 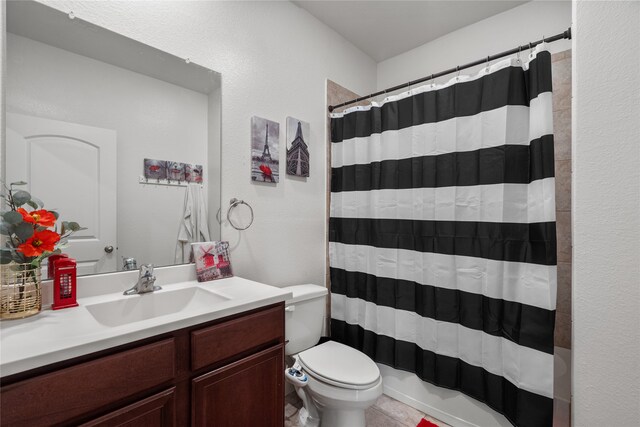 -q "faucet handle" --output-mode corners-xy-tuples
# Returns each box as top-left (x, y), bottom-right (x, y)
(139, 264), (155, 280)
